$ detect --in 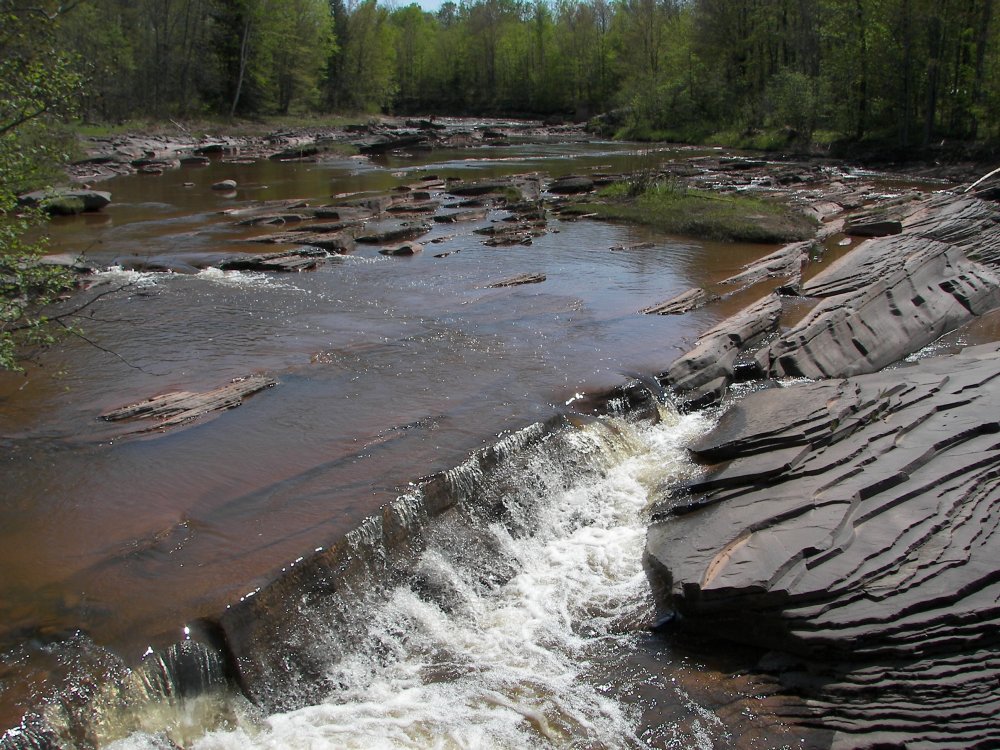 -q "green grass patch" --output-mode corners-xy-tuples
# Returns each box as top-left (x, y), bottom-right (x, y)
(572, 180), (816, 243)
